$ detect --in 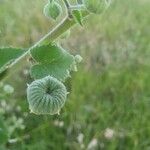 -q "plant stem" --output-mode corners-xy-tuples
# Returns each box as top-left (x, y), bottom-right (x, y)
(70, 4), (85, 10)
(63, 0), (72, 18)
(63, 0), (70, 8)
(10, 17), (71, 68)
(1, 10), (89, 82)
